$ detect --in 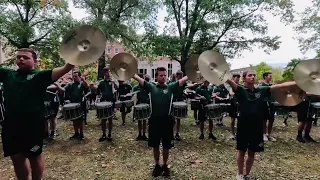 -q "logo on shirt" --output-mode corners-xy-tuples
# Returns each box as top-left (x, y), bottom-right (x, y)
(163, 89), (168, 94)
(26, 74), (35, 80)
(255, 92), (261, 98)
(109, 82), (112, 85)
(30, 145), (40, 152)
